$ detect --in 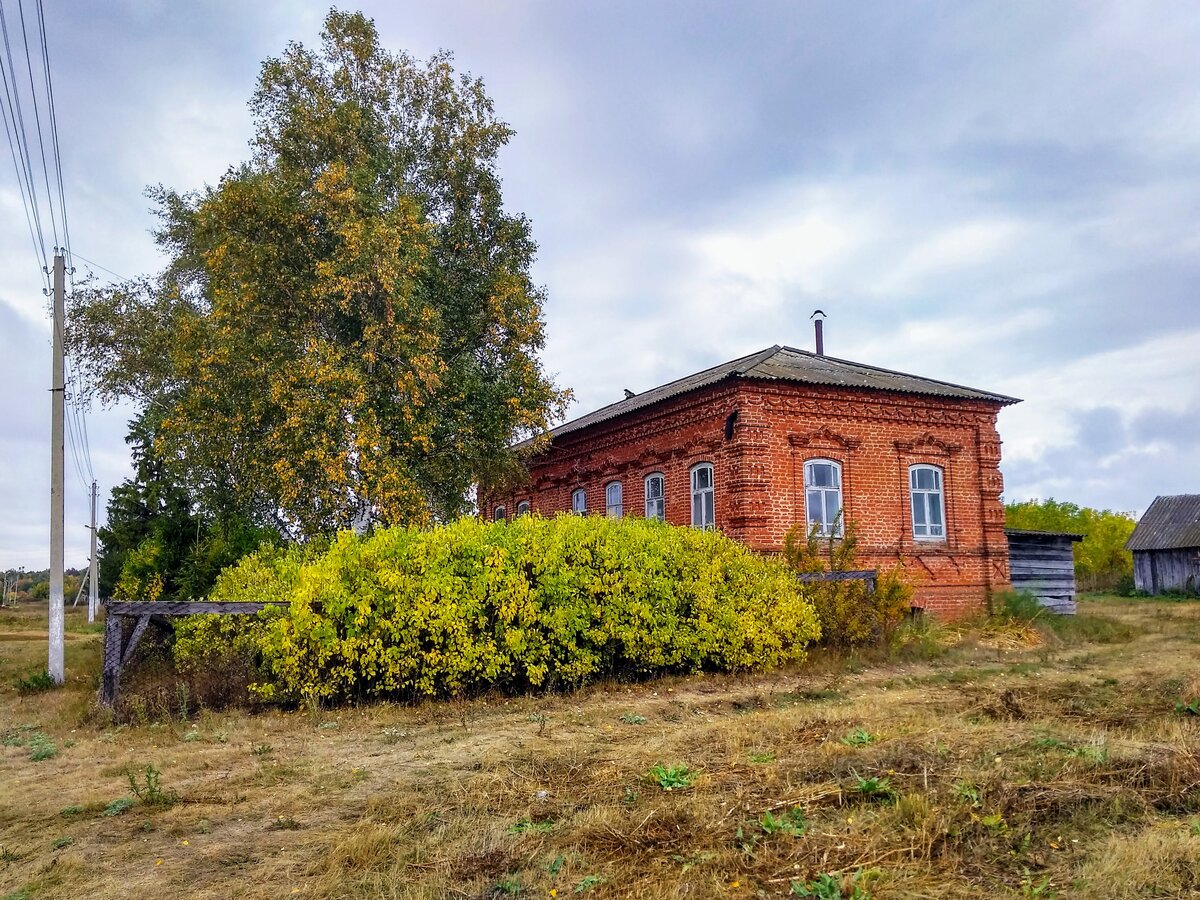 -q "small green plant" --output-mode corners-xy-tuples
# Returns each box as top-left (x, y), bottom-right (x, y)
(977, 811), (1008, 834)
(1175, 697), (1200, 716)
(850, 773), (897, 803)
(183, 726), (201, 743)
(1067, 745), (1108, 764)
(28, 732), (57, 762)
(648, 764), (695, 791)
(748, 750), (776, 764)
(59, 805), (83, 818)
(251, 743), (273, 756)
(791, 870), (872, 899)
(840, 728), (874, 747)
(761, 806), (808, 837)
(15, 671), (57, 694)
(1020, 869), (1055, 897)
(496, 876), (522, 895)
(546, 855), (566, 875)
(574, 874), (605, 893)
(618, 713), (648, 725)
(103, 797), (134, 817)
(0, 846), (22, 863)
(270, 815), (300, 830)
(953, 782), (982, 808)
(126, 764), (178, 807)
(506, 818), (555, 835)
(51, 836), (73, 850)
(1189, 820), (1200, 837)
